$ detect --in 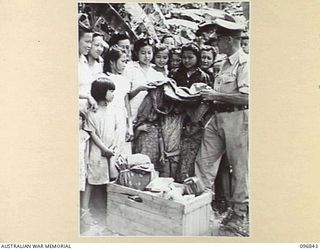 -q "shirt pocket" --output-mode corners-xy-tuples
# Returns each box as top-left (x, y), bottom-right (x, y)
(219, 74), (238, 93)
